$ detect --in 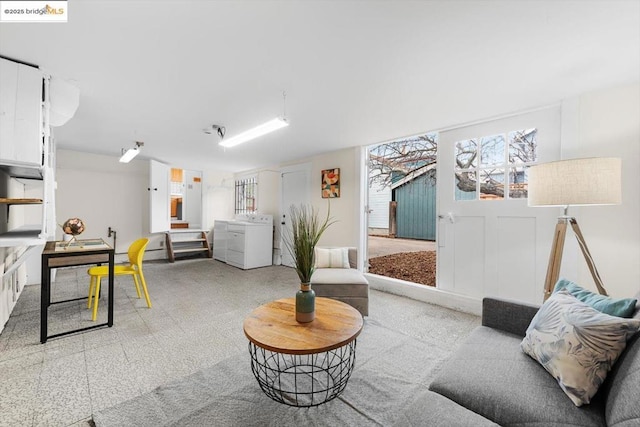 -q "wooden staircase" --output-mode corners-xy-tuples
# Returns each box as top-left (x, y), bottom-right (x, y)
(165, 230), (212, 262)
